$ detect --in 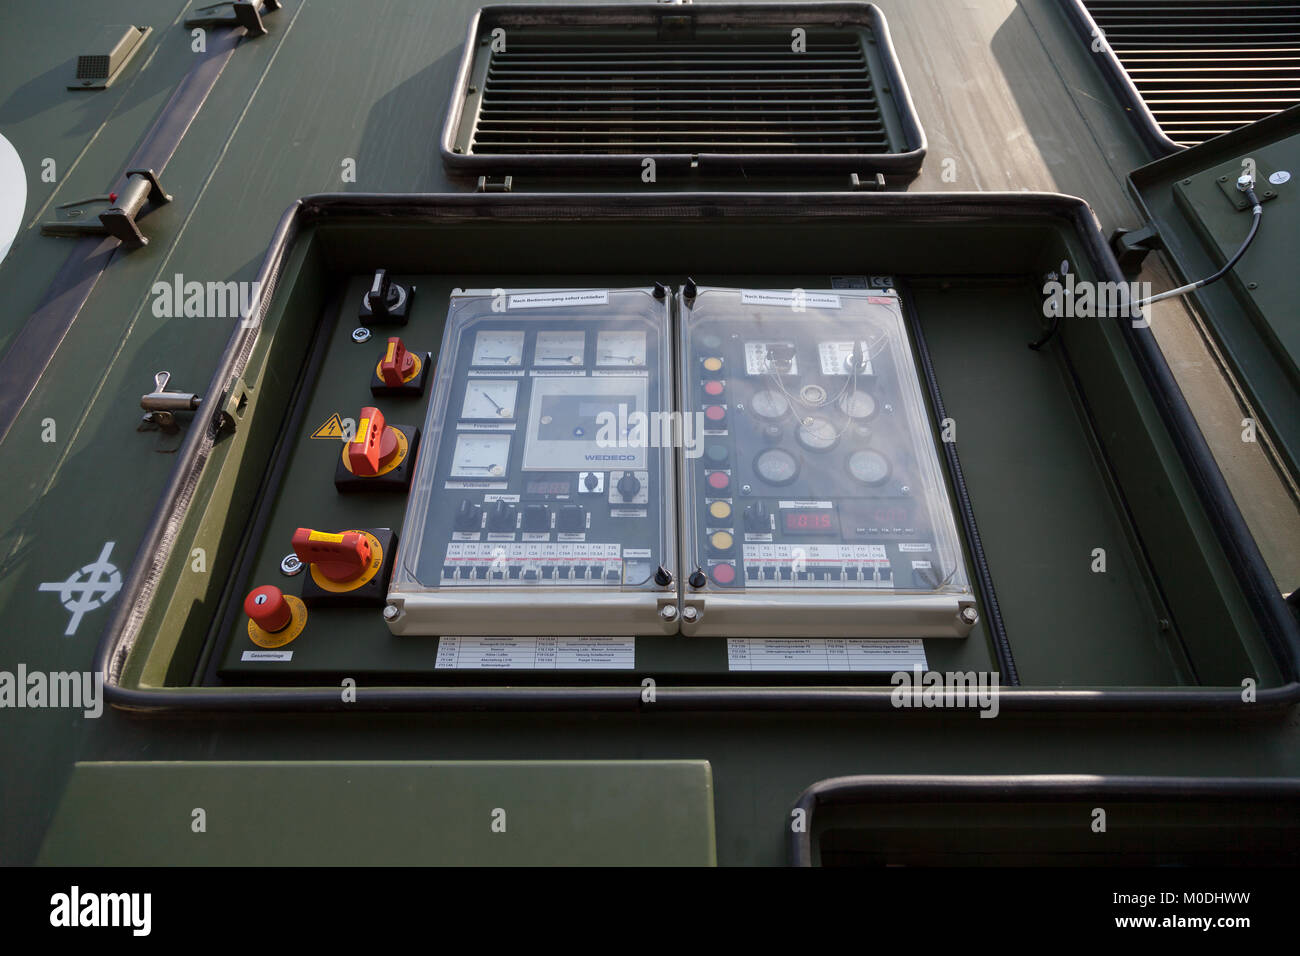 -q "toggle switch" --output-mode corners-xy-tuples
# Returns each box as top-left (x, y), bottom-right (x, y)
(359, 268), (412, 325)
(291, 526), (398, 606)
(371, 337), (430, 397)
(335, 405), (421, 493)
(348, 406), (388, 476)
(292, 528), (372, 582)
